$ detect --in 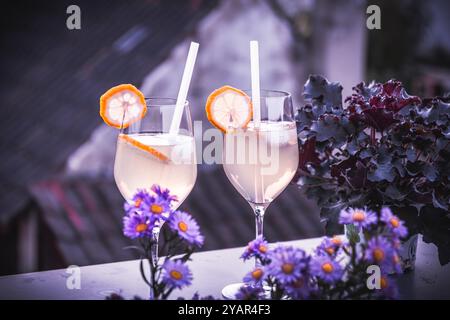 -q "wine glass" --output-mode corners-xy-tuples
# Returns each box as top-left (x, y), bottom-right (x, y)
(113, 98), (197, 297)
(221, 90), (299, 298)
